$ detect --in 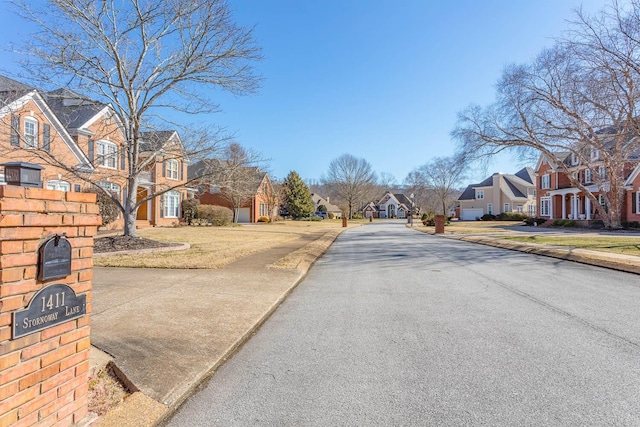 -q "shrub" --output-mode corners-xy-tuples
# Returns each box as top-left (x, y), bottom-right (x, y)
(481, 214), (496, 221)
(297, 215), (322, 221)
(523, 217), (548, 226)
(257, 216), (270, 223)
(422, 217), (435, 226)
(328, 212), (335, 219)
(87, 189), (119, 227)
(197, 205), (233, 226)
(181, 198), (200, 225)
(552, 219), (576, 227)
(496, 212), (528, 221)
(421, 213), (428, 221)
(352, 213), (362, 219)
(622, 220), (640, 229)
